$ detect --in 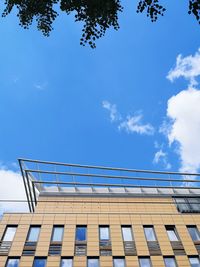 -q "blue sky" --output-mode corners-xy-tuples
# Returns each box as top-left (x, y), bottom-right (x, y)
(0, 0), (200, 187)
